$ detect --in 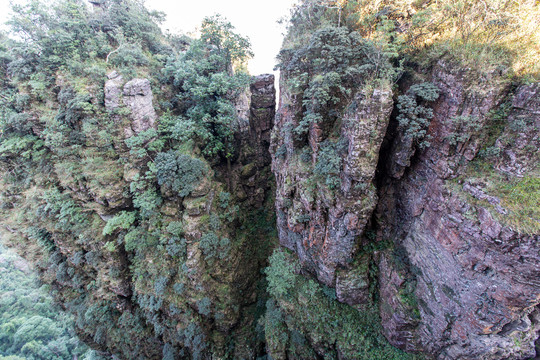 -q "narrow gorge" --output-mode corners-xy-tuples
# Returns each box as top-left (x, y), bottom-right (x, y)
(0, 0), (538, 359)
